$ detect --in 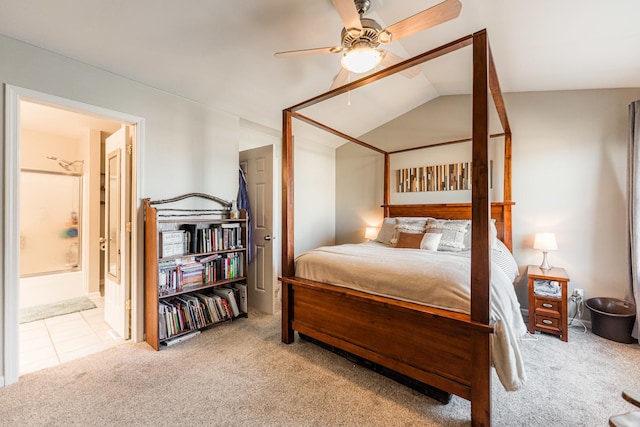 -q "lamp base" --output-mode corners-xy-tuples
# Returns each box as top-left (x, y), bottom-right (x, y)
(539, 251), (552, 271)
